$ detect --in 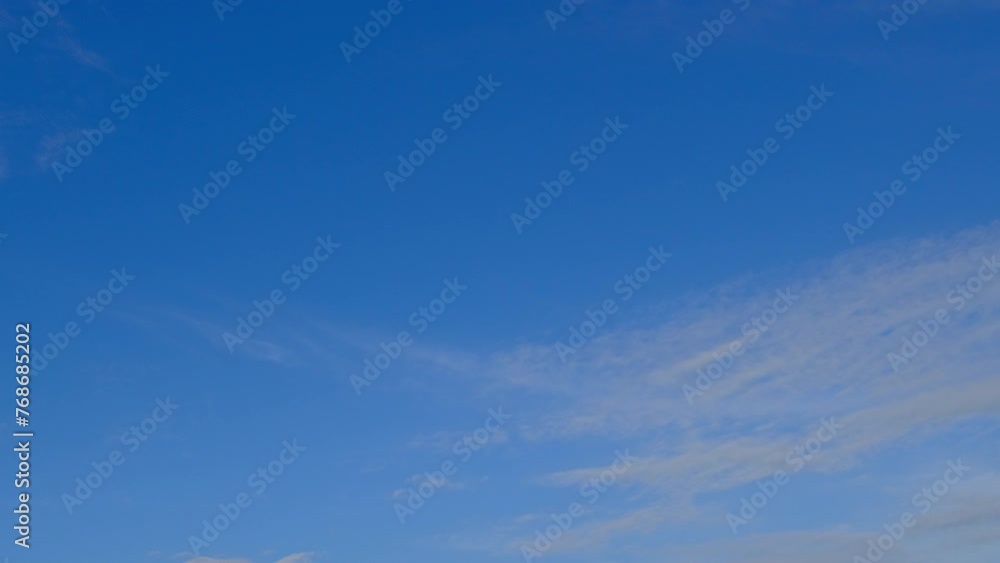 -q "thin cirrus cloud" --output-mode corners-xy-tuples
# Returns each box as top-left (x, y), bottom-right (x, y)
(457, 222), (999, 441)
(182, 553), (314, 563)
(273, 553), (316, 563)
(427, 222), (1000, 560)
(157, 223), (997, 561)
(52, 32), (109, 71)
